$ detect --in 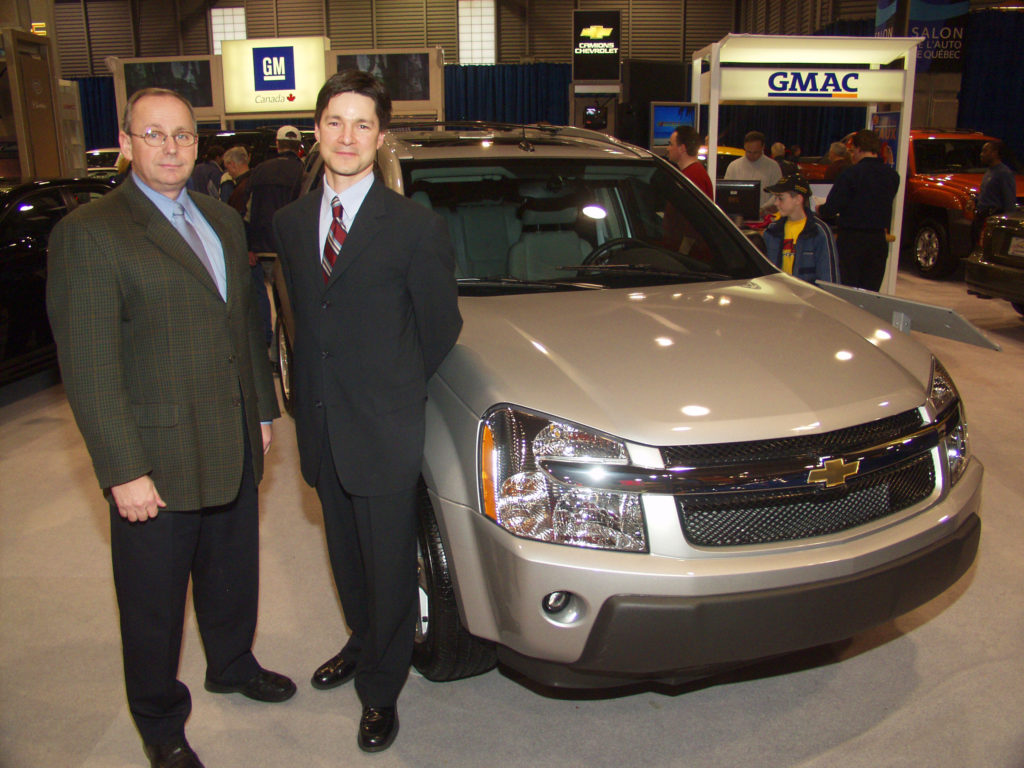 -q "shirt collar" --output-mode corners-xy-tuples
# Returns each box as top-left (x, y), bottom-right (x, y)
(321, 173), (375, 228)
(132, 172), (197, 220)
